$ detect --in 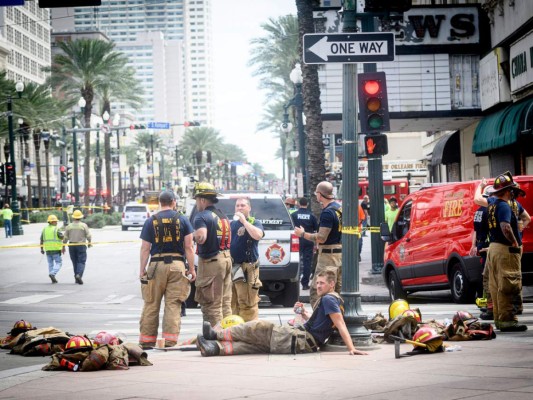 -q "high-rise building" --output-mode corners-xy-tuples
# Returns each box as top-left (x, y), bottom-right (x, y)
(50, 0), (213, 128)
(0, 2), (51, 84)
